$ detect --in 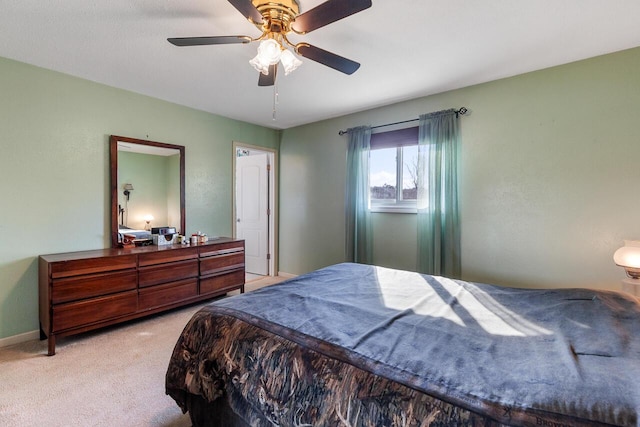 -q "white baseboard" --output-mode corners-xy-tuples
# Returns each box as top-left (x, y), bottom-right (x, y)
(0, 330), (40, 349)
(277, 271), (297, 279)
